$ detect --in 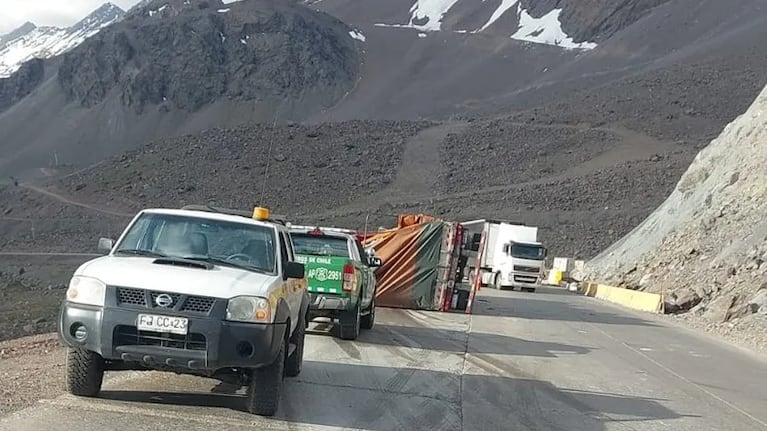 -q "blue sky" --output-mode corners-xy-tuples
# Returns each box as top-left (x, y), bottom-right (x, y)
(0, 1), (141, 35)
